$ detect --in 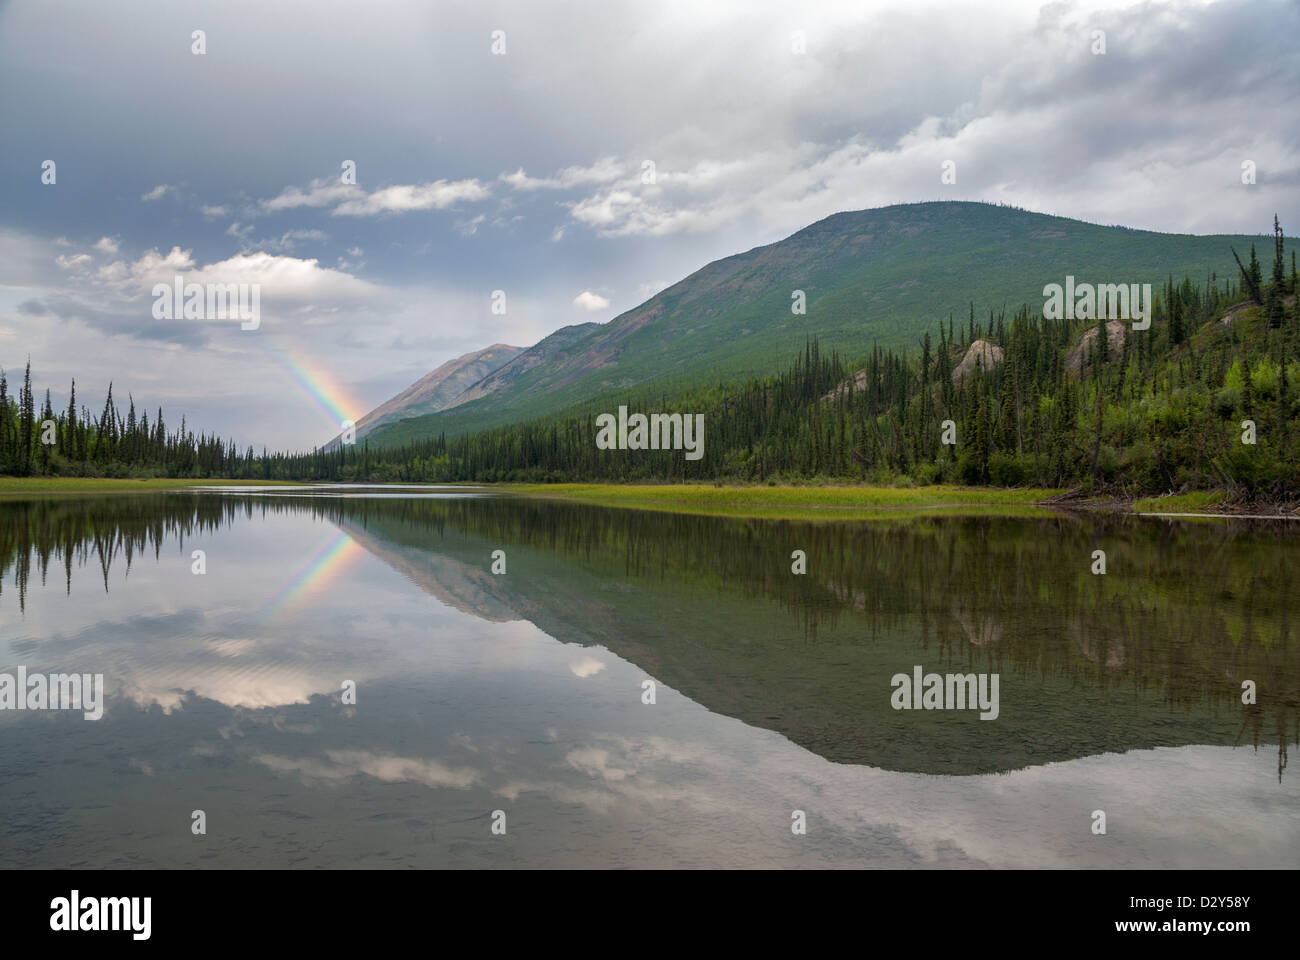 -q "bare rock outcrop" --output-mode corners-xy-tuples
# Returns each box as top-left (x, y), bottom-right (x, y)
(824, 368), (870, 401)
(952, 339), (1004, 384)
(1065, 320), (1126, 373)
